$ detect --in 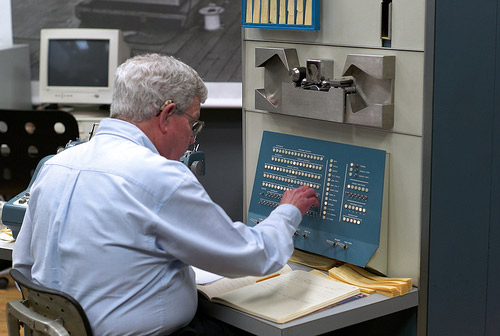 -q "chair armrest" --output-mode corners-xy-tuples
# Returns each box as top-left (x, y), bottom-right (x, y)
(6, 300), (70, 336)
